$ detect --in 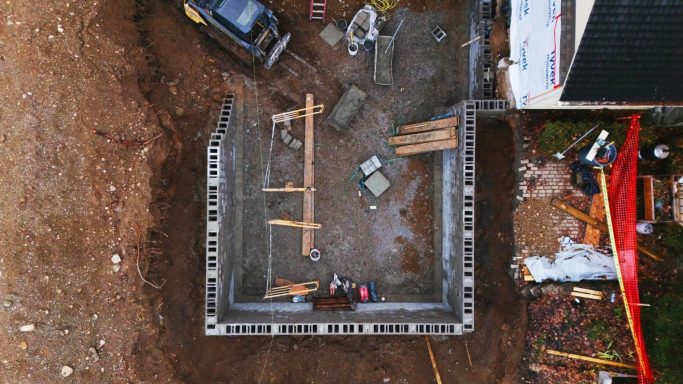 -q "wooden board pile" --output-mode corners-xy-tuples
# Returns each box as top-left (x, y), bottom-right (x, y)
(389, 116), (458, 157)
